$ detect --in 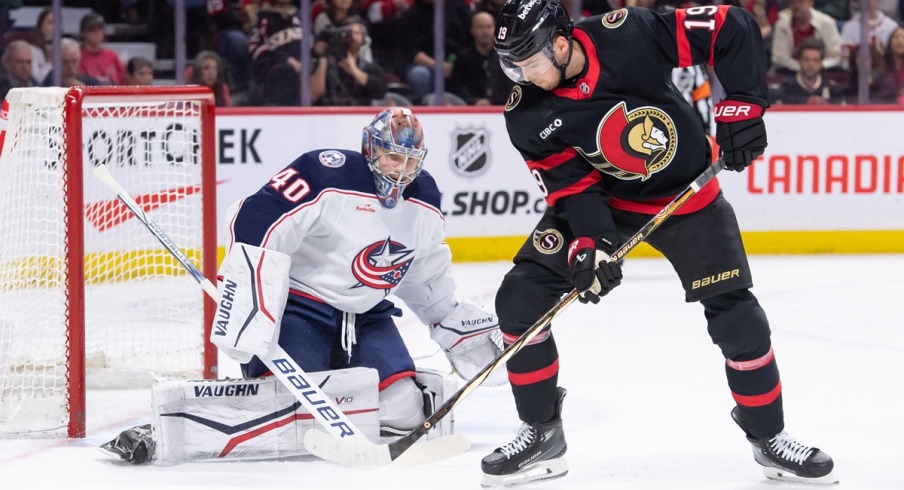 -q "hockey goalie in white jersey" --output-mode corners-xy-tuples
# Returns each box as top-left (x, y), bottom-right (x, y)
(101, 108), (505, 465)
